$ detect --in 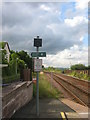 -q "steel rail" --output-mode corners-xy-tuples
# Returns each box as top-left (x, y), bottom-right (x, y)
(53, 75), (87, 106)
(45, 72), (89, 107)
(54, 74), (89, 95)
